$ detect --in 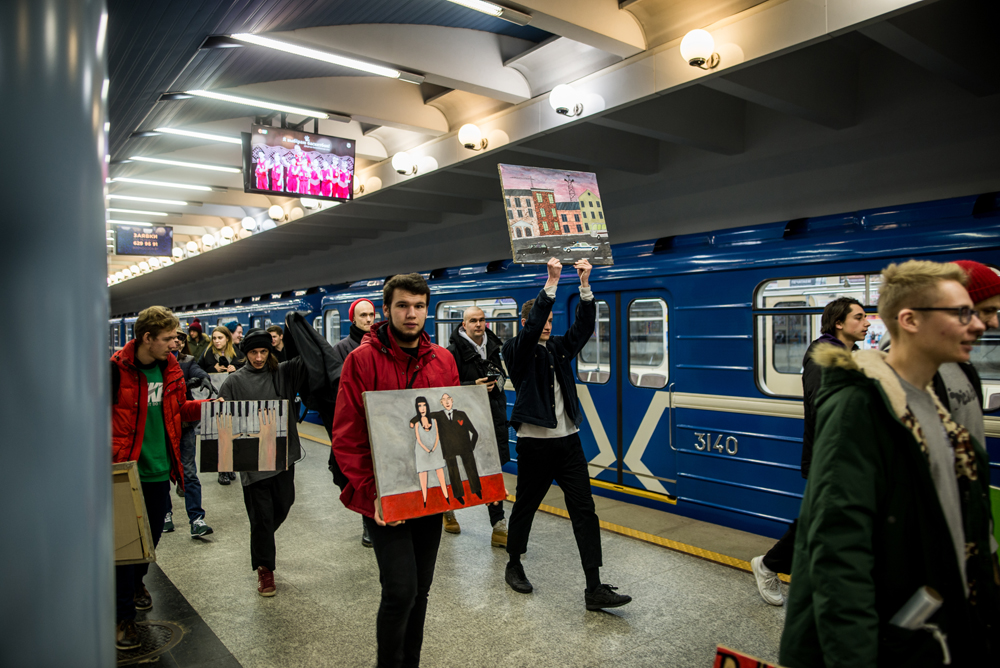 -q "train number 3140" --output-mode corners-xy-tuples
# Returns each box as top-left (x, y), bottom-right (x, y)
(694, 433), (738, 455)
